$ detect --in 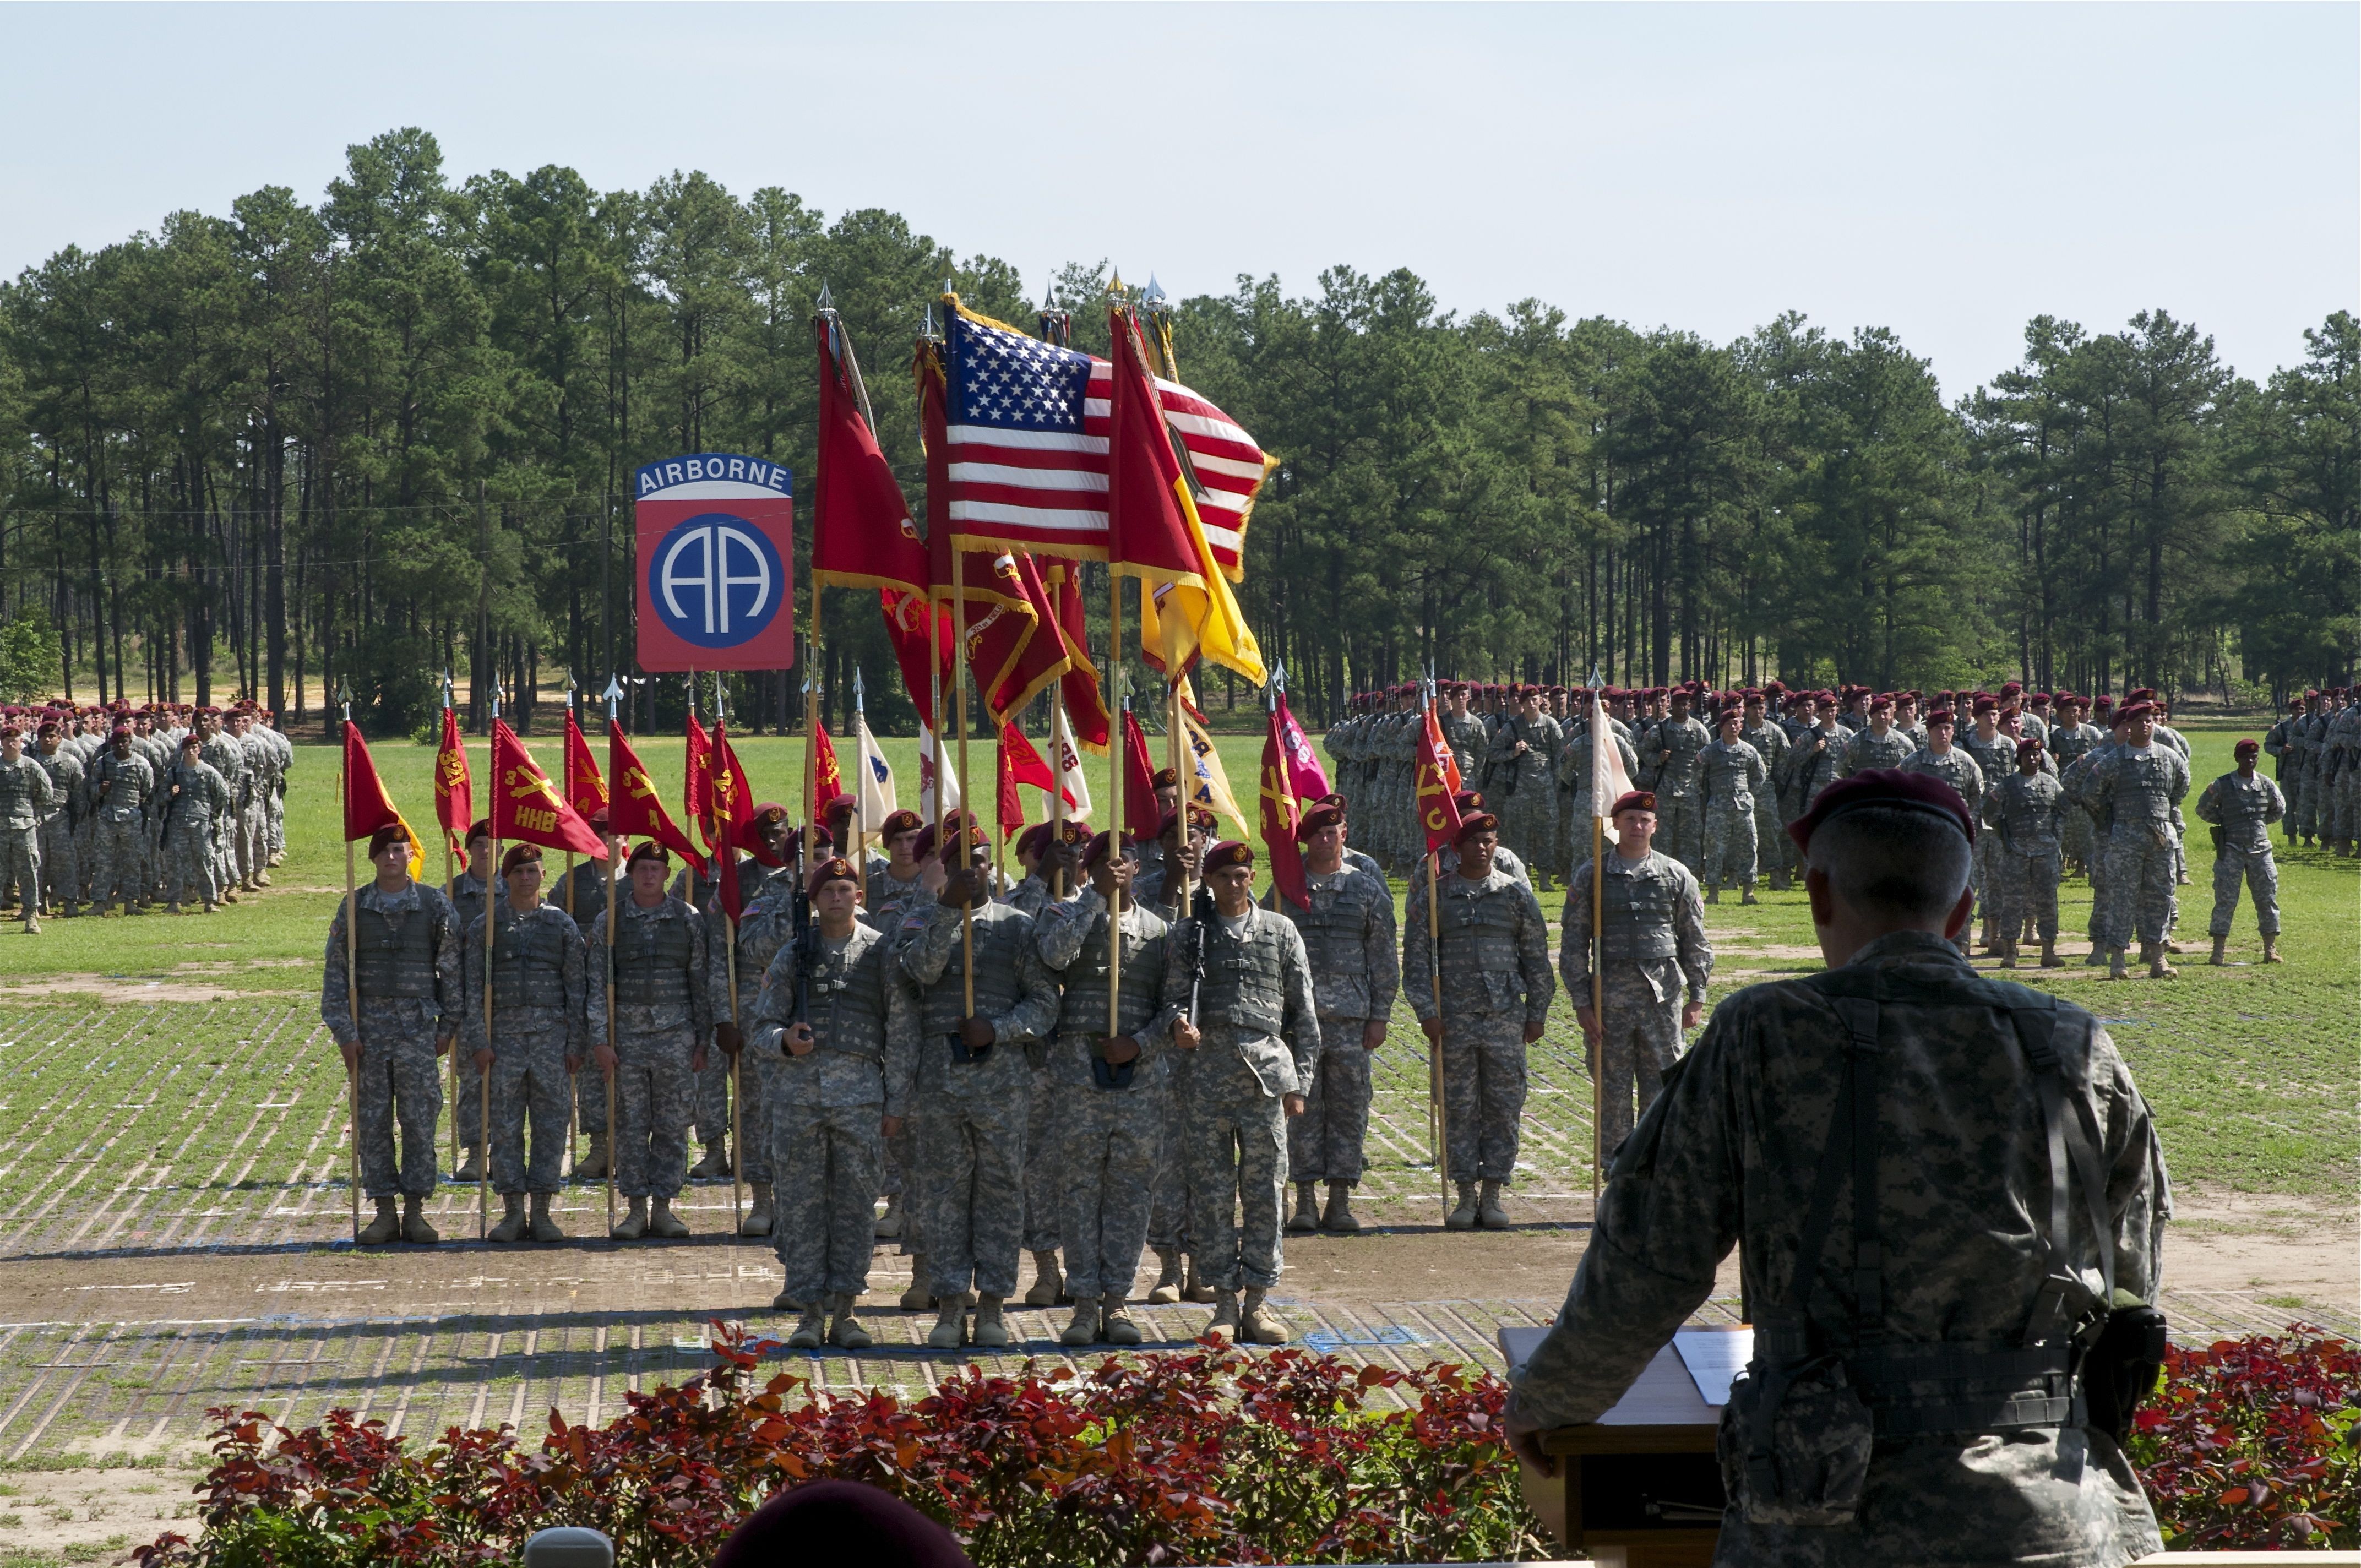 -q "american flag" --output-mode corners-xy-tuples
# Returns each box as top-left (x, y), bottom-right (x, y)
(943, 304), (1270, 576)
